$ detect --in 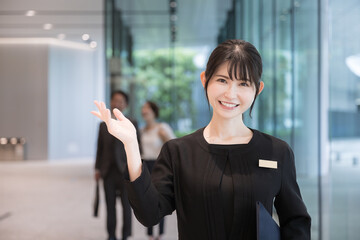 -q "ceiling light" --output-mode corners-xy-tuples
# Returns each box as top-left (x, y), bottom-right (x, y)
(89, 41), (97, 49)
(43, 23), (53, 30)
(0, 138), (8, 145)
(82, 34), (90, 41)
(170, 14), (177, 21)
(57, 34), (66, 40)
(170, 1), (177, 8)
(26, 10), (36, 17)
(346, 54), (360, 77)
